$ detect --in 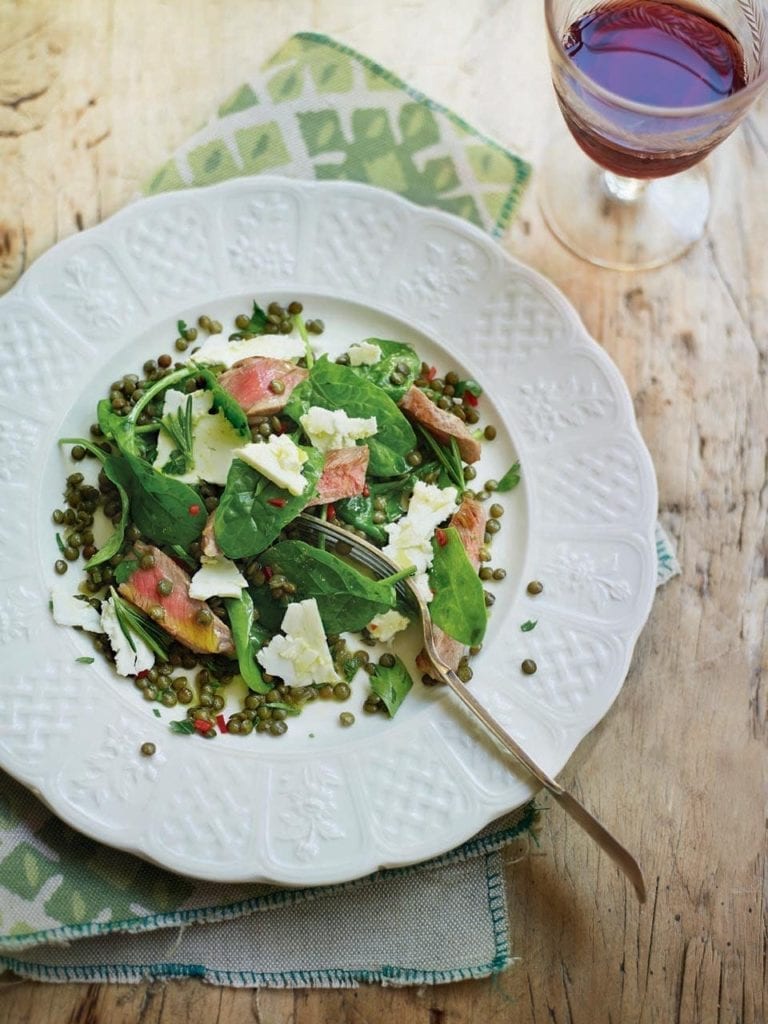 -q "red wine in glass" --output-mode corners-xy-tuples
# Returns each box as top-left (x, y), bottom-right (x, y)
(559, 0), (749, 177)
